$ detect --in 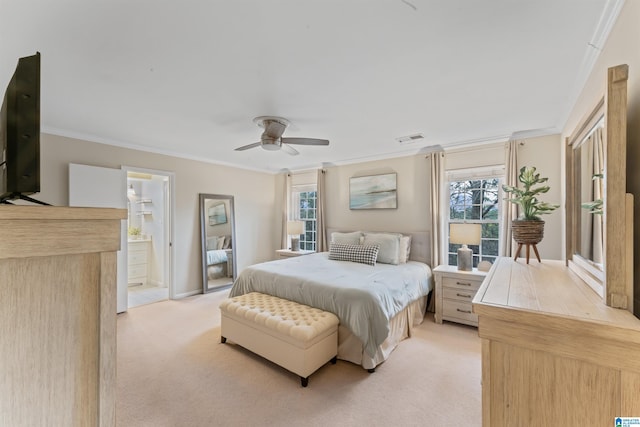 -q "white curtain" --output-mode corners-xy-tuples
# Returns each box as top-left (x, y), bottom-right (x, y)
(316, 169), (328, 252)
(500, 140), (519, 256)
(429, 151), (445, 268)
(591, 128), (604, 264)
(280, 172), (292, 249)
(428, 151), (445, 312)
